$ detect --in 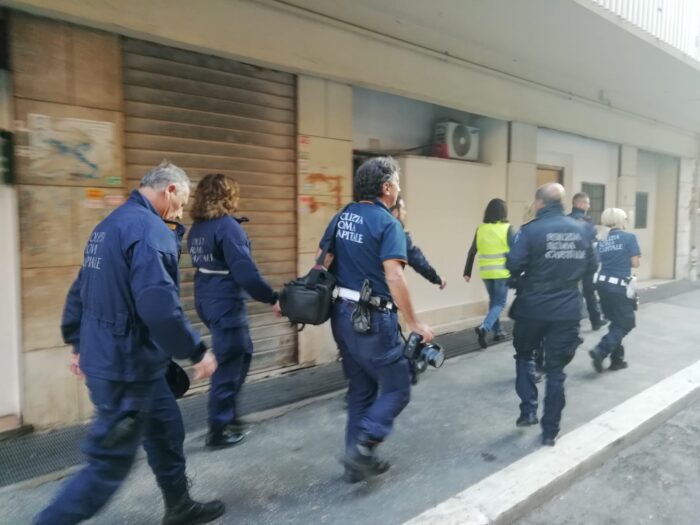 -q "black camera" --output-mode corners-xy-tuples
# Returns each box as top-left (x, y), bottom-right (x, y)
(404, 332), (445, 384)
